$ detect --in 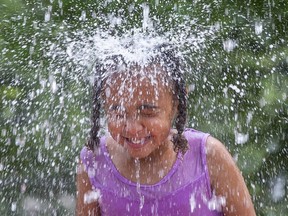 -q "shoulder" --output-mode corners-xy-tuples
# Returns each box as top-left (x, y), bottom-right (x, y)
(206, 136), (256, 216)
(206, 136), (234, 188)
(206, 136), (232, 170)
